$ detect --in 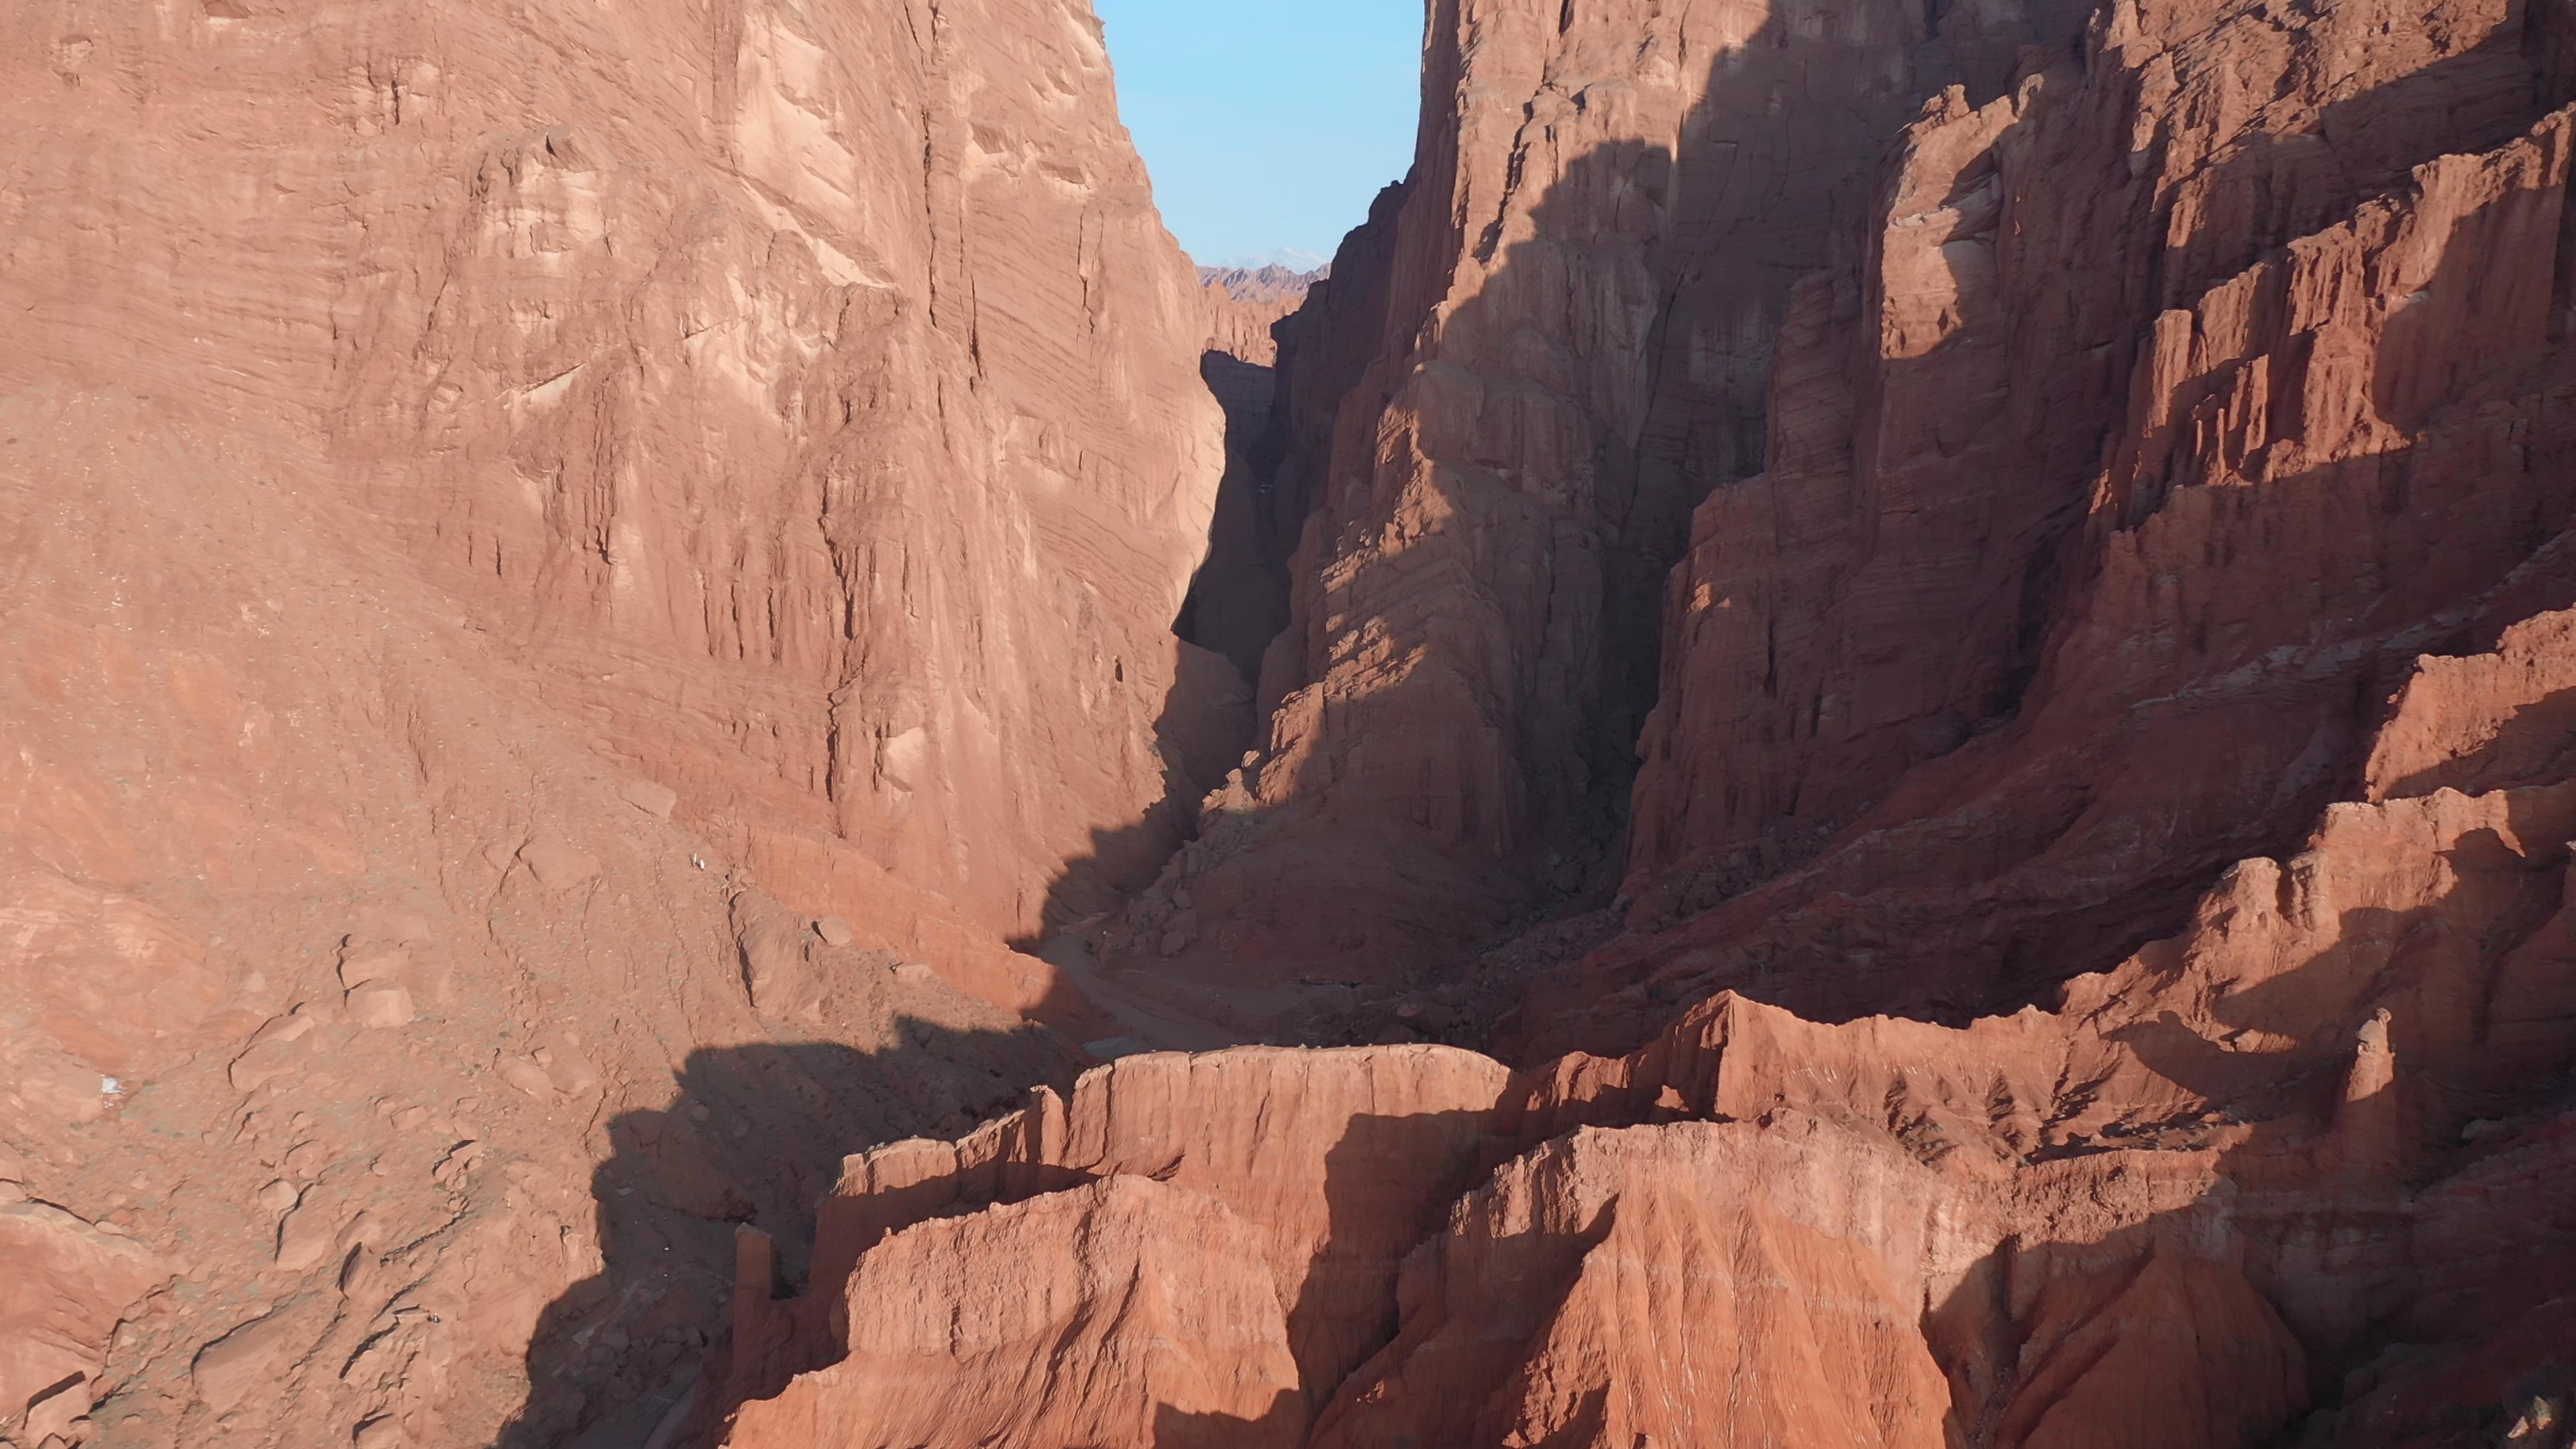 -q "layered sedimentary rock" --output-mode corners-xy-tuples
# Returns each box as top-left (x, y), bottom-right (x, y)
(0, 1), (1234, 1445)
(715, 0), (2576, 1442)
(731, 1177), (1306, 1449)
(727, 1044), (1514, 1421)
(1090, 0), (2082, 1022)
(1178, 272), (1311, 686)
(7, 0), (1237, 981)
(1526, 0), (2576, 1051)
(14, 0), (2576, 1439)
(727, 577), (2576, 1442)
